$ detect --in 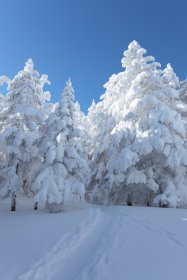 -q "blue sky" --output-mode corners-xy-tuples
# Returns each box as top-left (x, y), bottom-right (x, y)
(0, 0), (187, 112)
